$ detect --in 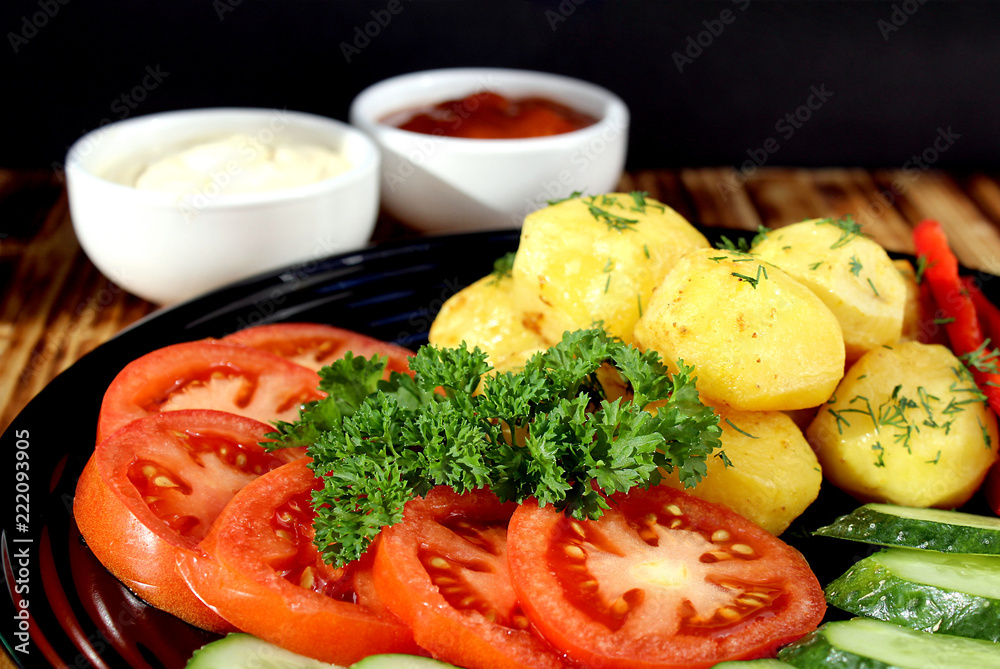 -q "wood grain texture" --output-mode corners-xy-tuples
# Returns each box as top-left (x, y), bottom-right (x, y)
(3, 166), (1000, 668)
